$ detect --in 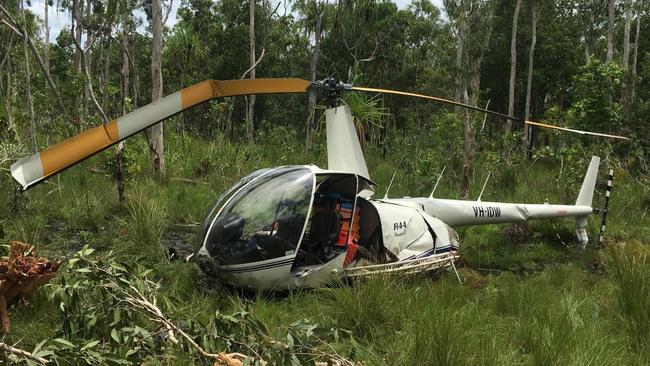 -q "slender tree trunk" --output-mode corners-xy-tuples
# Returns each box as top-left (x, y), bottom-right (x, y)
(101, 37), (111, 109)
(44, 0), (49, 72)
(621, 0), (633, 111)
(148, 0), (165, 174)
(506, 0), (522, 135)
(524, 0), (539, 152)
(631, 0), (643, 97)
(5, 38), (17, 141)
(607, 0), (615, 63)
(584, 8), (594, 62)
(623, 0), (632, 69)
(247, 0), (256, 144)
(450, 0), (466, 111)
(21, 1), (36, 151)
(305, 3), (323, 153)
(116, 22), (130, 206)
(84, 3), (92, 116)
(74, 0), (84, 126)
